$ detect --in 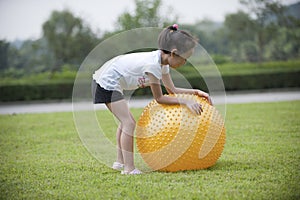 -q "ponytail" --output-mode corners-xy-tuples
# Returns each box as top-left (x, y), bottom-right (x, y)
(158, 24), (197, 55)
